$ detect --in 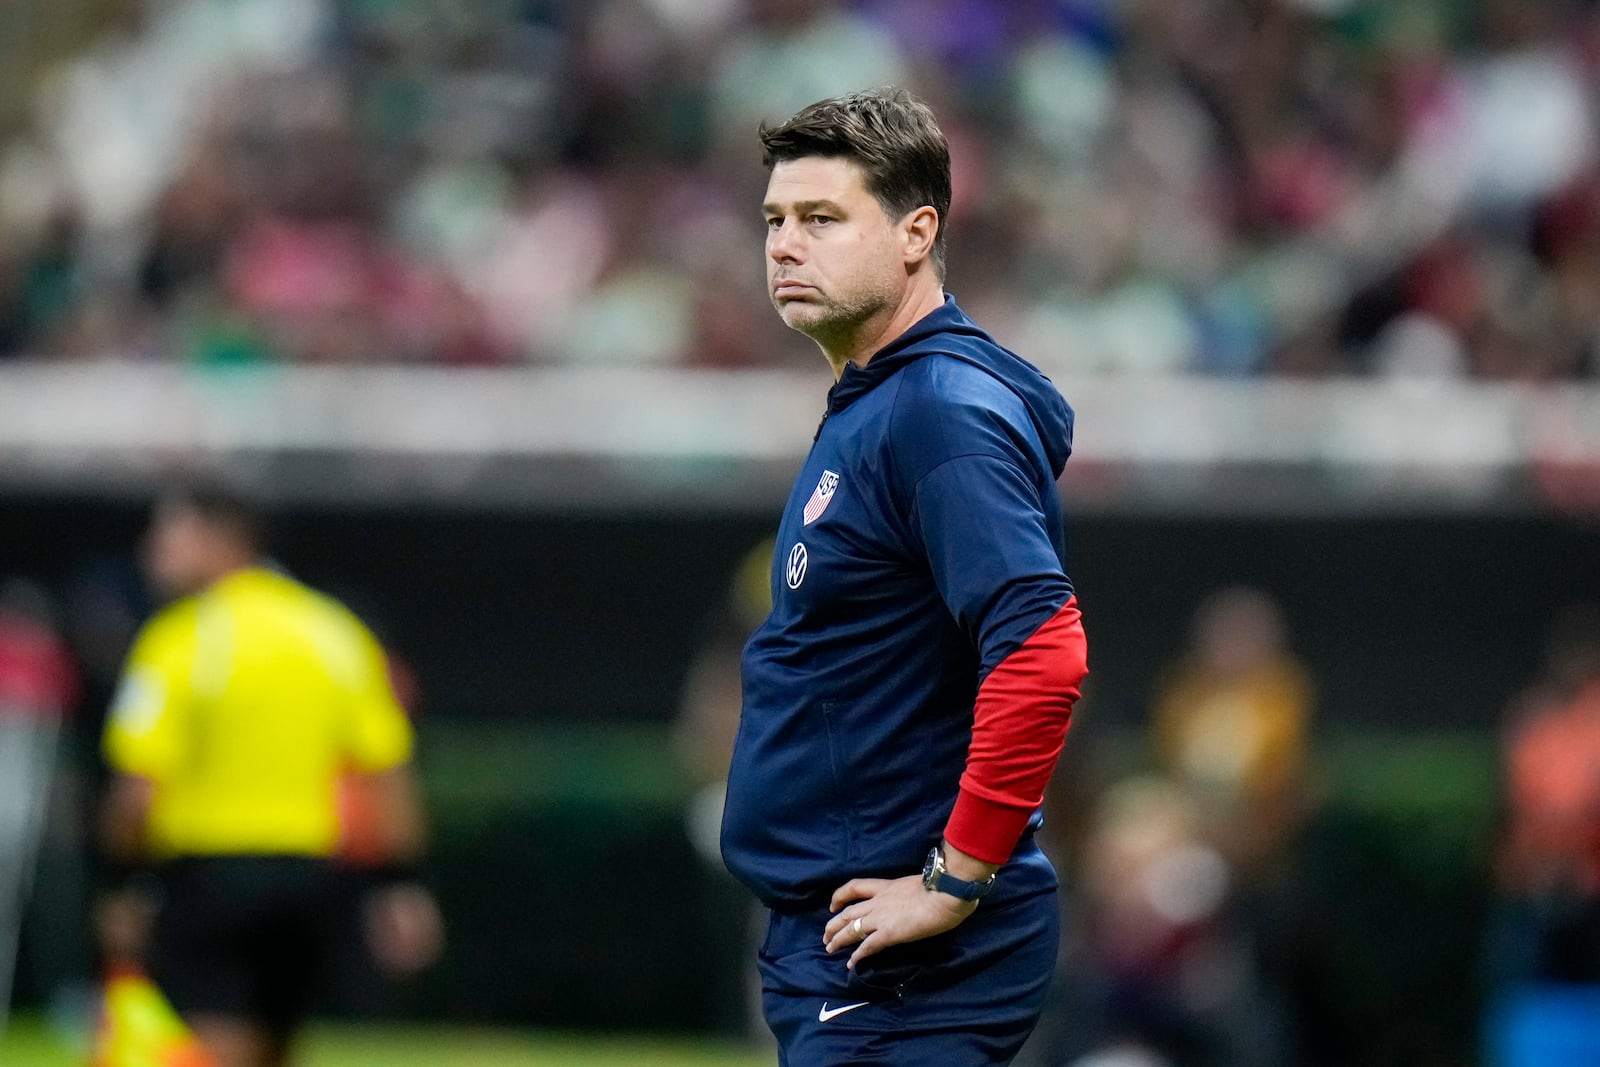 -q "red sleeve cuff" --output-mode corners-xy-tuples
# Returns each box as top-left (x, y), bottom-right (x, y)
(944, 788), (1039, 865)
